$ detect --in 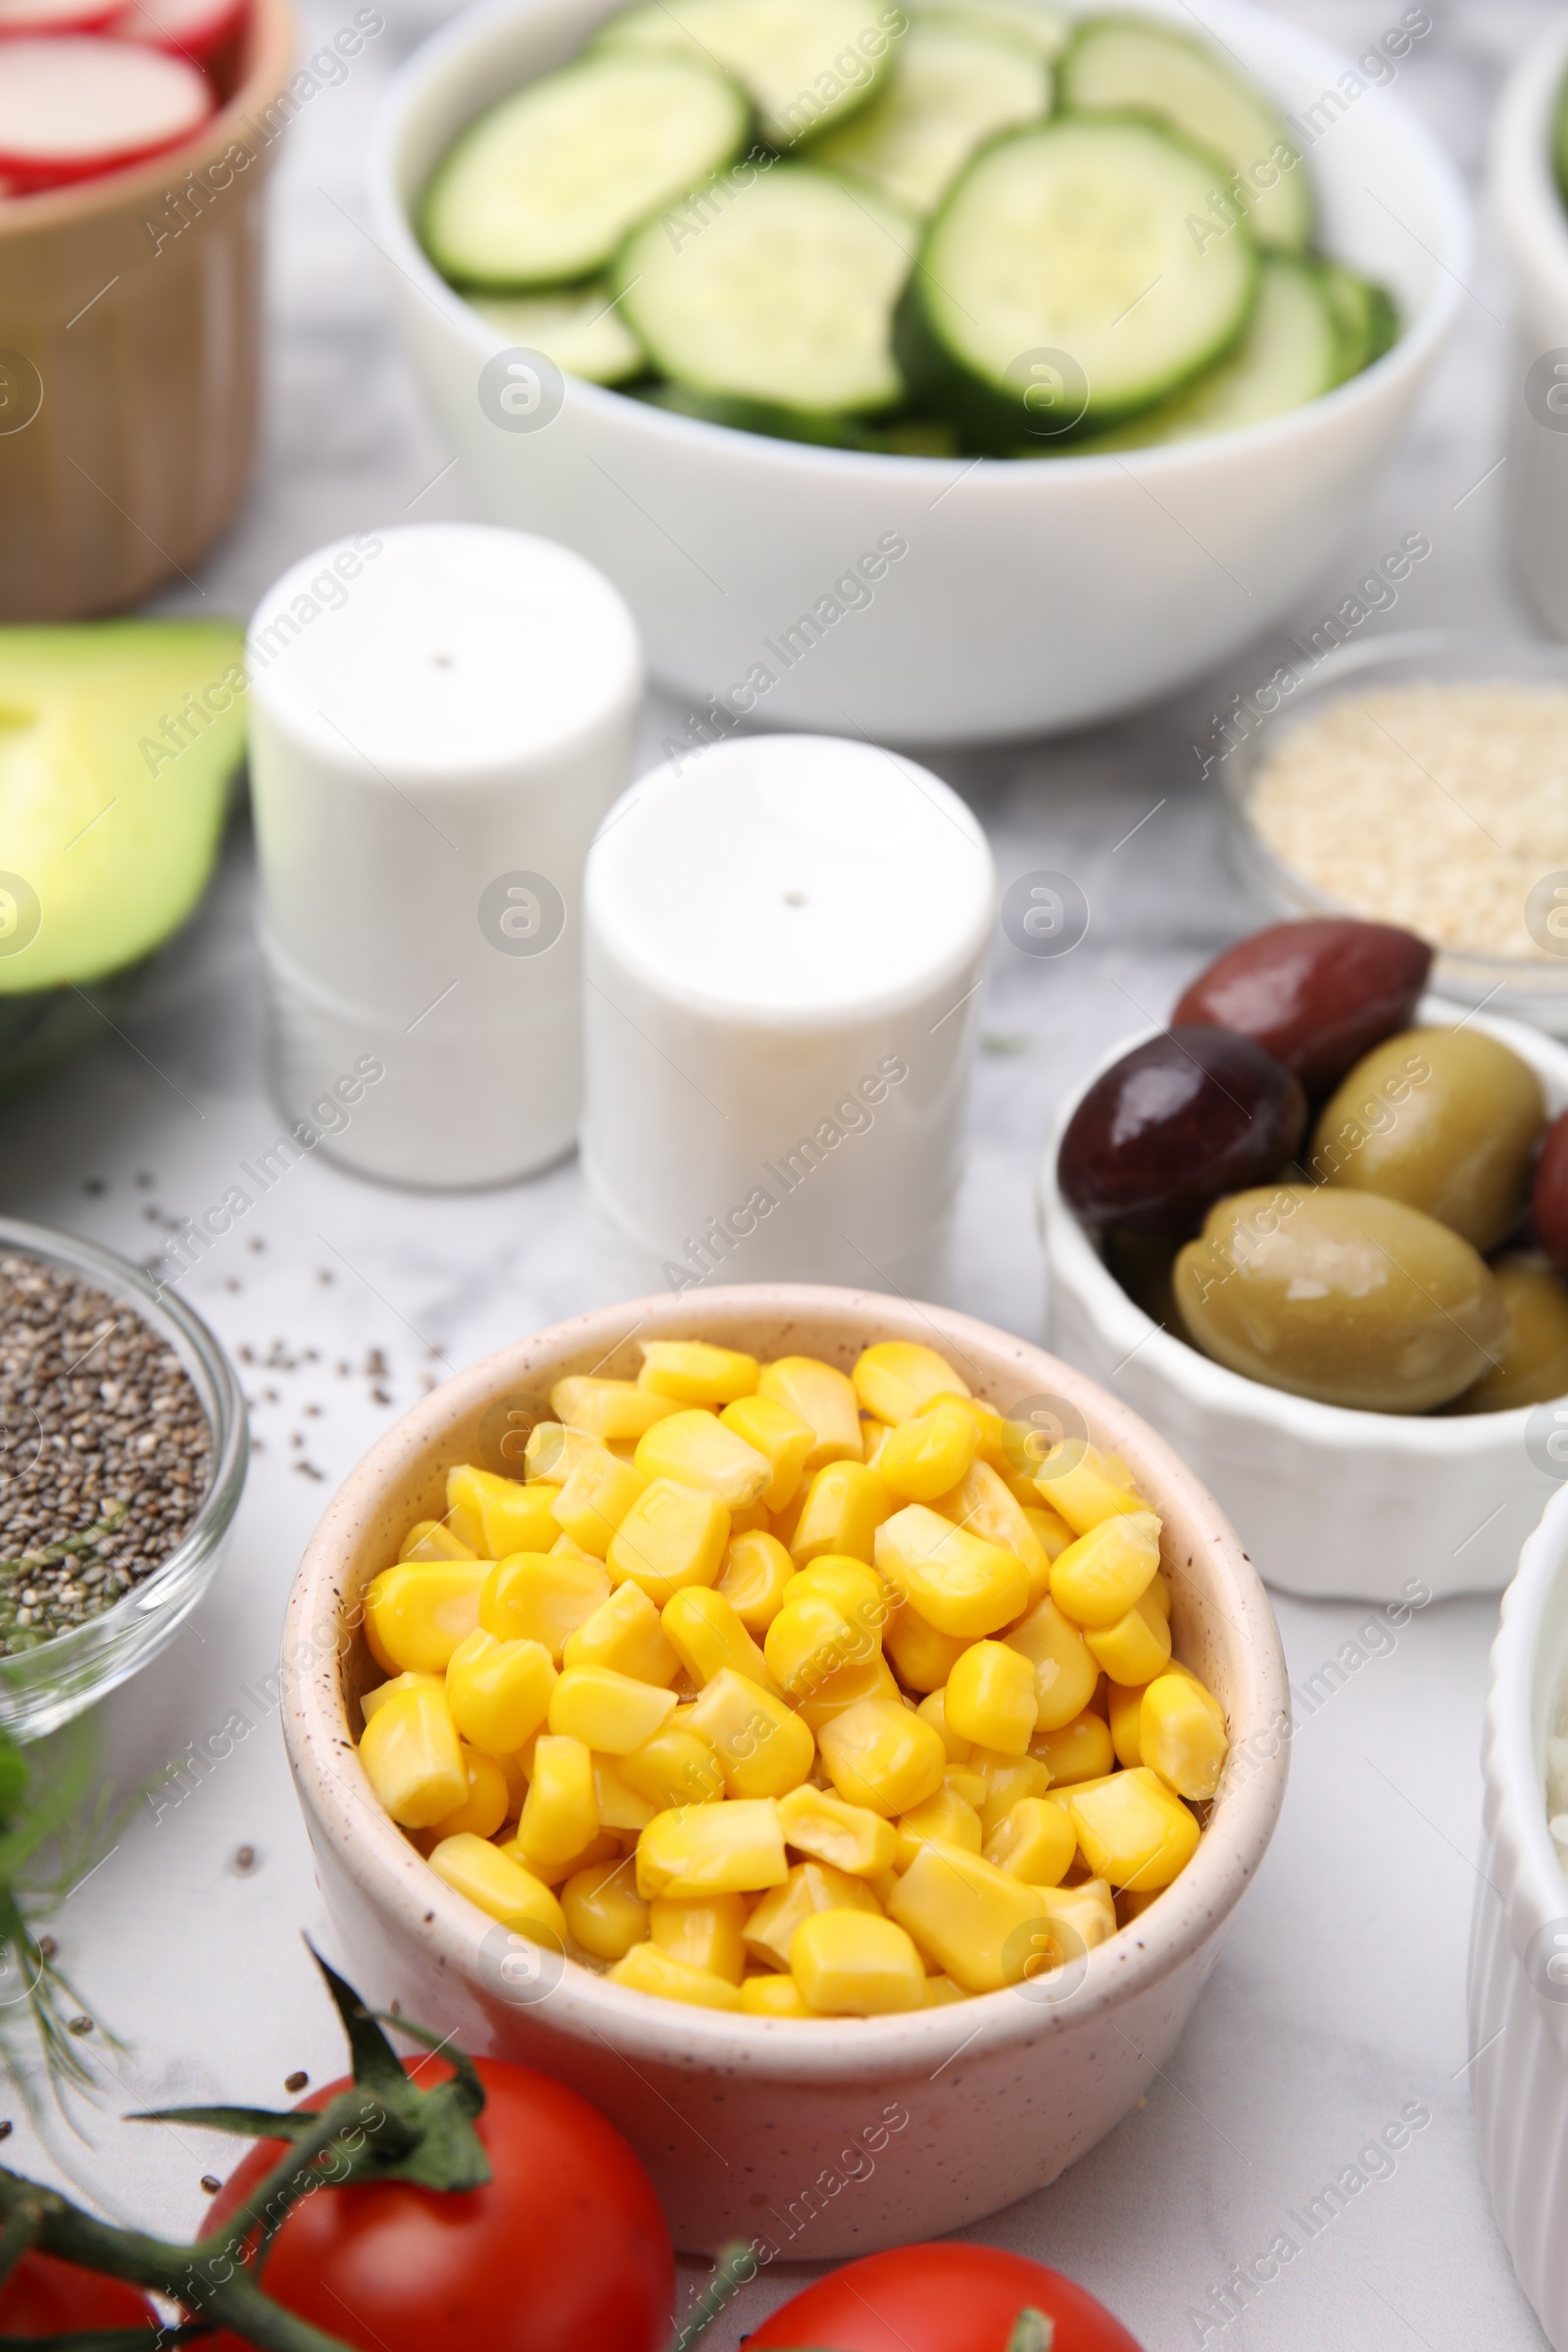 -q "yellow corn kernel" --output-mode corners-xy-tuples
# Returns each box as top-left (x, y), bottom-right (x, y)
(1140, 1670), (1227, 1800)
(935, 1463), (1053, 1604)
(895, 1785), (982, 1866)
(1022, 1503), (1075, 1563)
(662, 1587), (779, 1692)
(776, 1783), (899, 1877)
(445, 1628), (556, 1758)
(817, 1697), (947, 1817)
(1008, 1880), (1118, 1986)
(1048, 1512), (1161, 1632)
(548, 1664), (677, 1754)
(426, 1744), (511, 1841)
(1084, 1588), (1172, 1686)
(945, 1640), (1039, 1756)
(650, 1892), (749, 1984)
(1035, 1444), (1152, 1536)
(563, 1581), (681, 1687)
(1033, 1708), (1115, 1786)
(861, 1420), (895, 1472)
(607, 1479), (730, 1606)
(634, 1410), (770, 1510)
(874, 1506), (1029, 1641)
(444, 1465), (540, 1561)
(1106, 1681), (1145, 1769)
(786, 1556), (887, 1623)
(1149, 1567), (1174, 1618)
(852, 1342), (969, 1427)
(592, 1757), (656, 1832)
(796, 1654), (903, 1736)
(1117, 1886), (1162, 1926)
(925, 1974), (968, 2006)
(792, 1910), (926, 2015)
(505, 1828), (622, 1888)
(620, 1723), (726, 1811)
(636, 1799), (787, 1898)
(741, 1973), (813, 2018)
(552, 1531), (596, 1561)
(758, 1357), (862, 1471)
(1067, 1767), (1200, 1890)
(886, 1839), (1055, 1994)
(685, 1667), (815, 1799)
(715, 1529), (797, 1631)
(764, 1591), (880, 1707)
(550, 1447), (649, 1558)
(878, 1401), (979, 1503)
(718, 1396), (814, 1510)
(552, 1375), (682, 1444)
(945, 1761), (990, 1809)
(361, 1671), (445, 1726)
(973, 1754), (1052, 1838)
(366, 1562), (491, 1675)
(743, 1859), (883, 1971)
(359, 1687), (466, 1827)
(610, 1940), (743, 2009)
(790, 1461), (896, 1568)
(399, 1518), (477, 1563)
(984, 1795), (1076, 1886)
(915, 1688), (971, 1763)
(1004, 1595), (1099, 1731)
(639, 1339), (760, 1404)
(480, 1552), (611, 1663)
(524, 1422), (605, 1485)
(562, 1856), (648, 1961)
(514, 1733), (598, 1870)
(1100, 1452), (1140, 1491)
(427, 1834), (565, 1944)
